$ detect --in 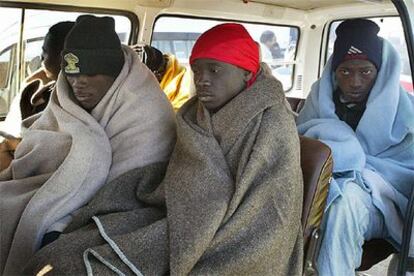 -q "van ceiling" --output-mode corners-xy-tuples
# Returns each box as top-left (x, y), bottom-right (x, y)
(241, 0), (390, 10)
